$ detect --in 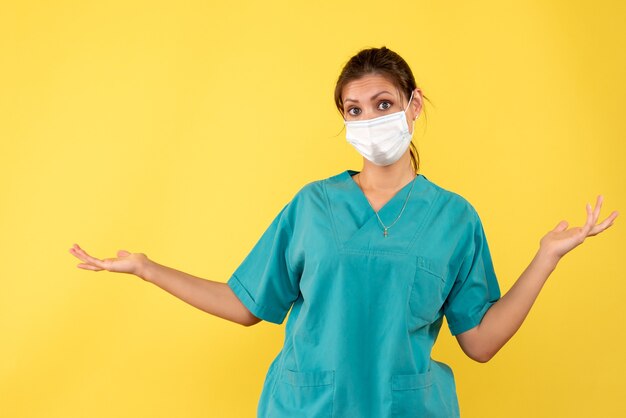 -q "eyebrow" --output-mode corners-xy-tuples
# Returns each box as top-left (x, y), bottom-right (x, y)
(344, 90), (393, 104)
